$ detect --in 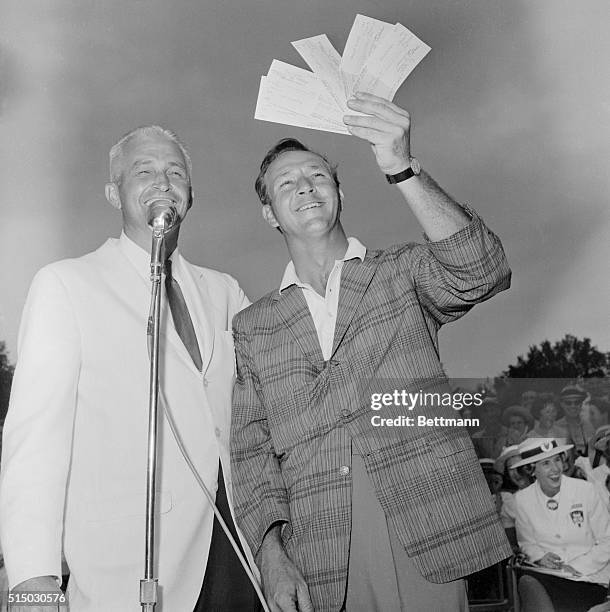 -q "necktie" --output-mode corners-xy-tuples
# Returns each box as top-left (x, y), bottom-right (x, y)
(164, 259), (203, 371)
